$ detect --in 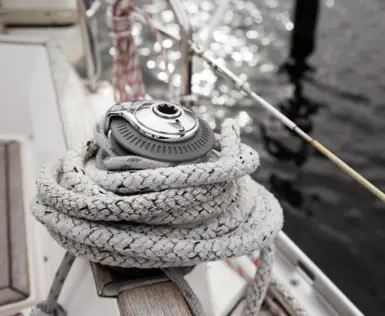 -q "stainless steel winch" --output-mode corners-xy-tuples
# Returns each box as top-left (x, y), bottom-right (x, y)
(104, 100), (215, 162)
